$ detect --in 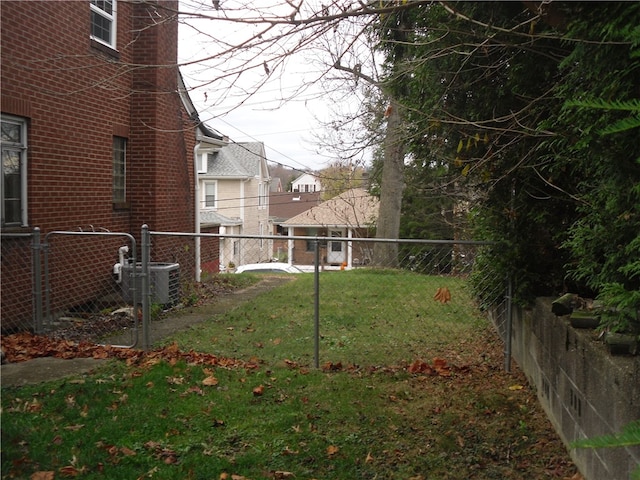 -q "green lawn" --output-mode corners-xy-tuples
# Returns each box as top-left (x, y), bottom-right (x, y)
(1, 270), (577, 479)
(169, 270), (485, 367)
